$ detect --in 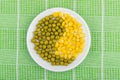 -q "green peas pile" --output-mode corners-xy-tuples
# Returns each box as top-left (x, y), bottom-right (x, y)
(31, 15), (74, 66)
